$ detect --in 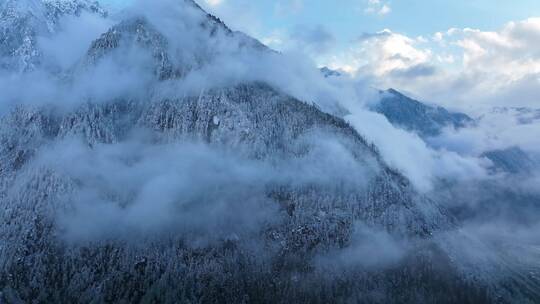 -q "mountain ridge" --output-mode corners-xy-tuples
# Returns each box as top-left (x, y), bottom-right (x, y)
(373, 88), (474, 138)
(0, 0), (106, 71)
(0, 1), (537, 303)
